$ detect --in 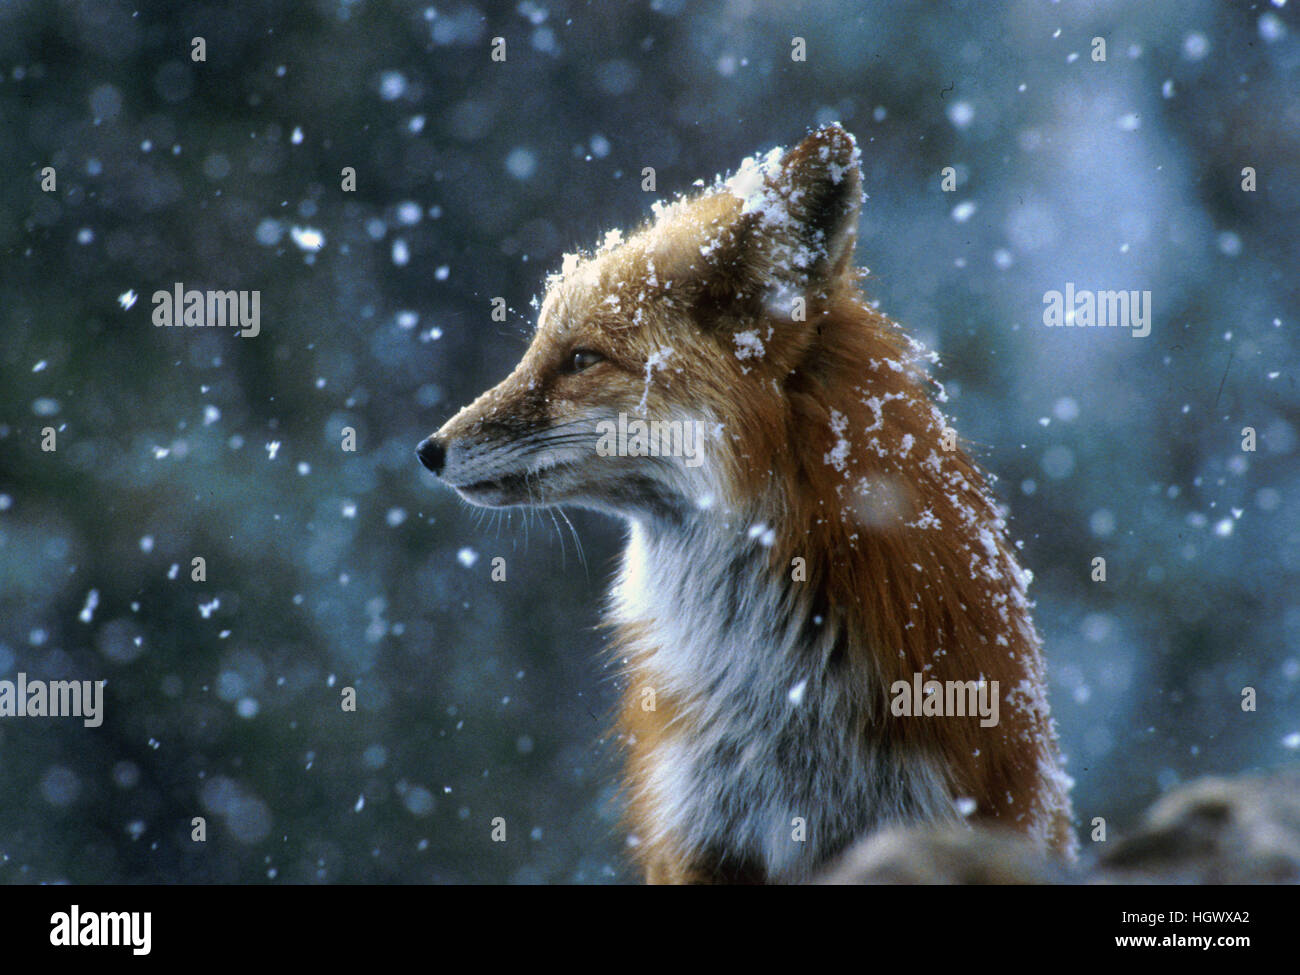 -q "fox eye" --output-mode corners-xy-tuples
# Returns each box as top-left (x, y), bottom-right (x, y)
(565, 348), (605, 373)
